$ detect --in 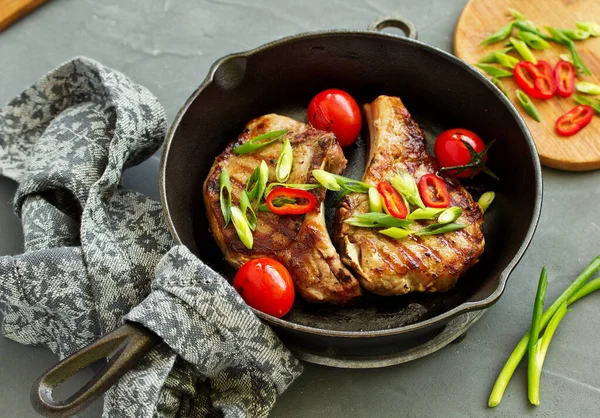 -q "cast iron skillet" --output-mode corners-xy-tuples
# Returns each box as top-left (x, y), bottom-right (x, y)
(30, 17), (542, 417)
